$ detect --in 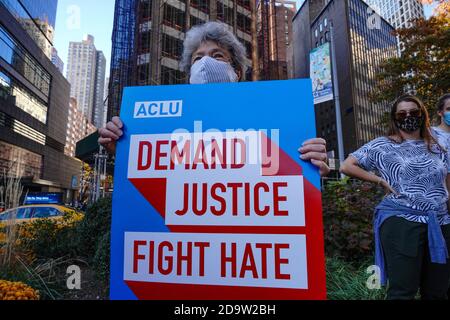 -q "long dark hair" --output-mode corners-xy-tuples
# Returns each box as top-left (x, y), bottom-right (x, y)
(387, 95), (443, 153)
